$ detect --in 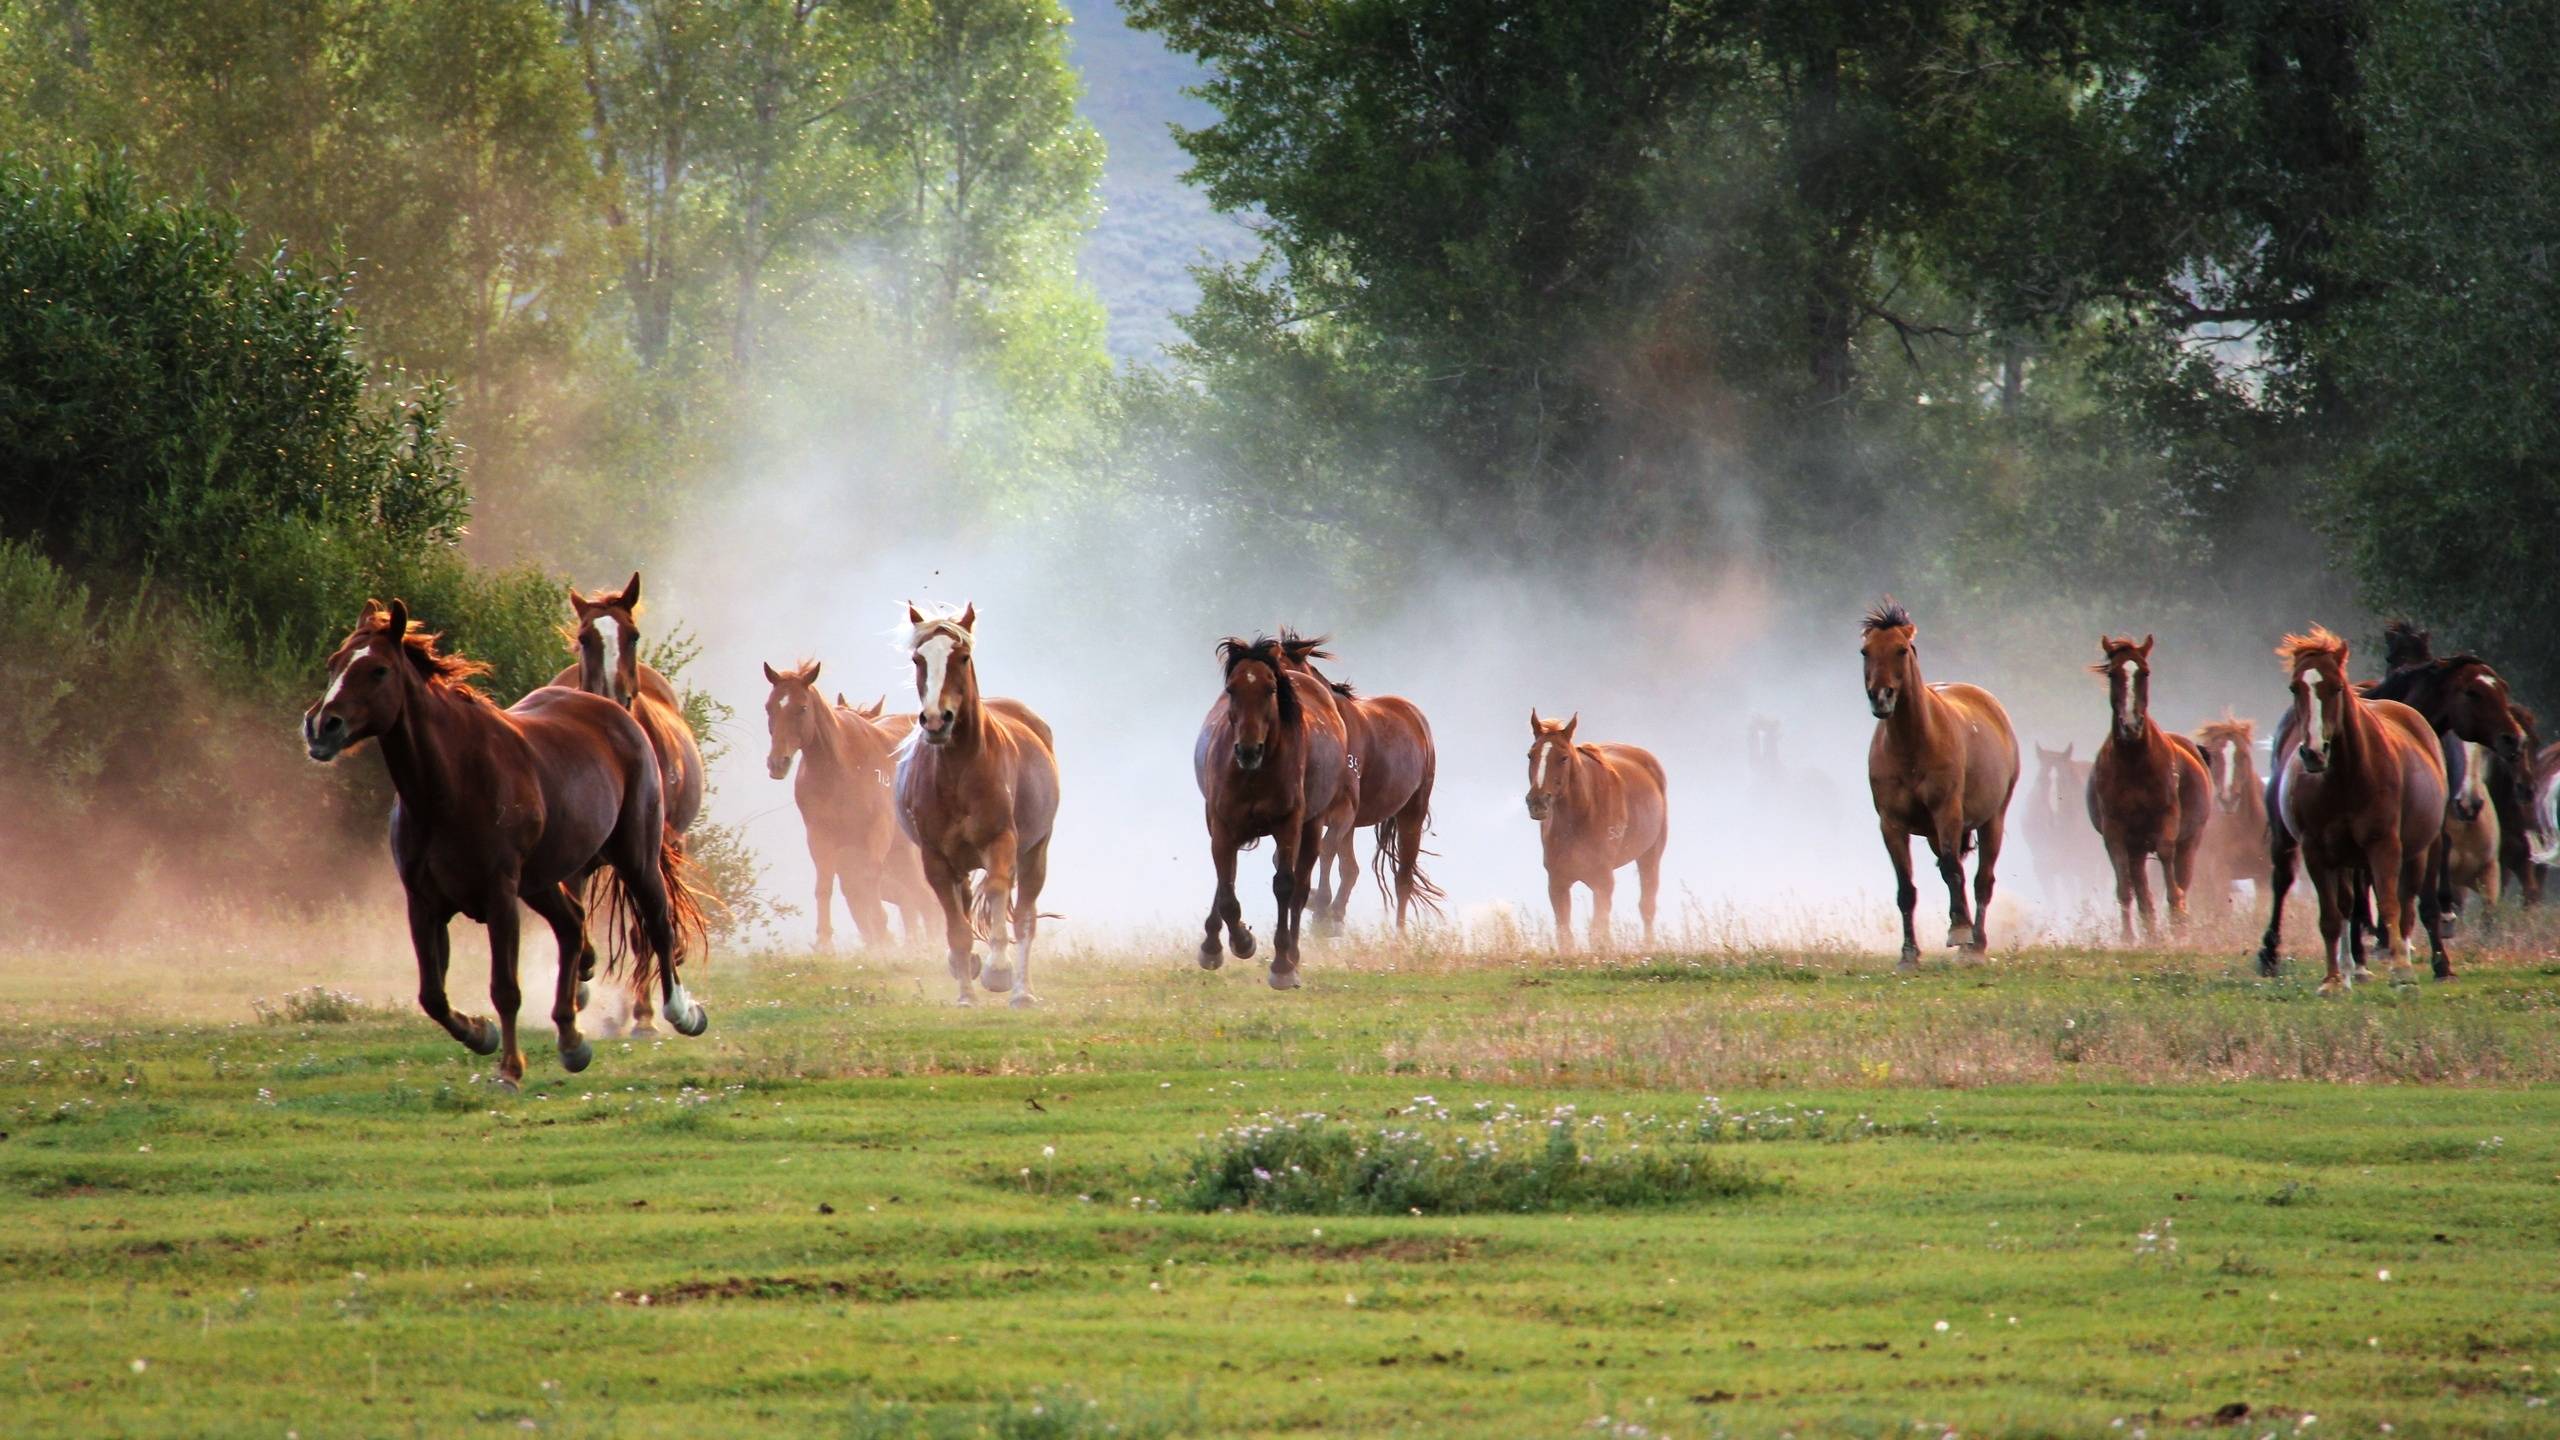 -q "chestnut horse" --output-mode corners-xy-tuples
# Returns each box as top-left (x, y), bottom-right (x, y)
(2442, 741), (2502, 916)
(1860, 601), (2019, 967)
(2191, 713), (2271, 908)
(2024, 743), (2108, 907)
(2262, 627), (2448, 990)
(302, 600), (705, 1086)
(2490, 706), (2544, 905)
(2083, 635), (2212, 942)
(894, 605), (1060, 1007)
(554, 573), (706, 1034)
(1524, 711), (1668, 952)
(1195, 635), (1357, 987)
(762, 662), (932, 949)
(1275, 633), (1443, 931)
